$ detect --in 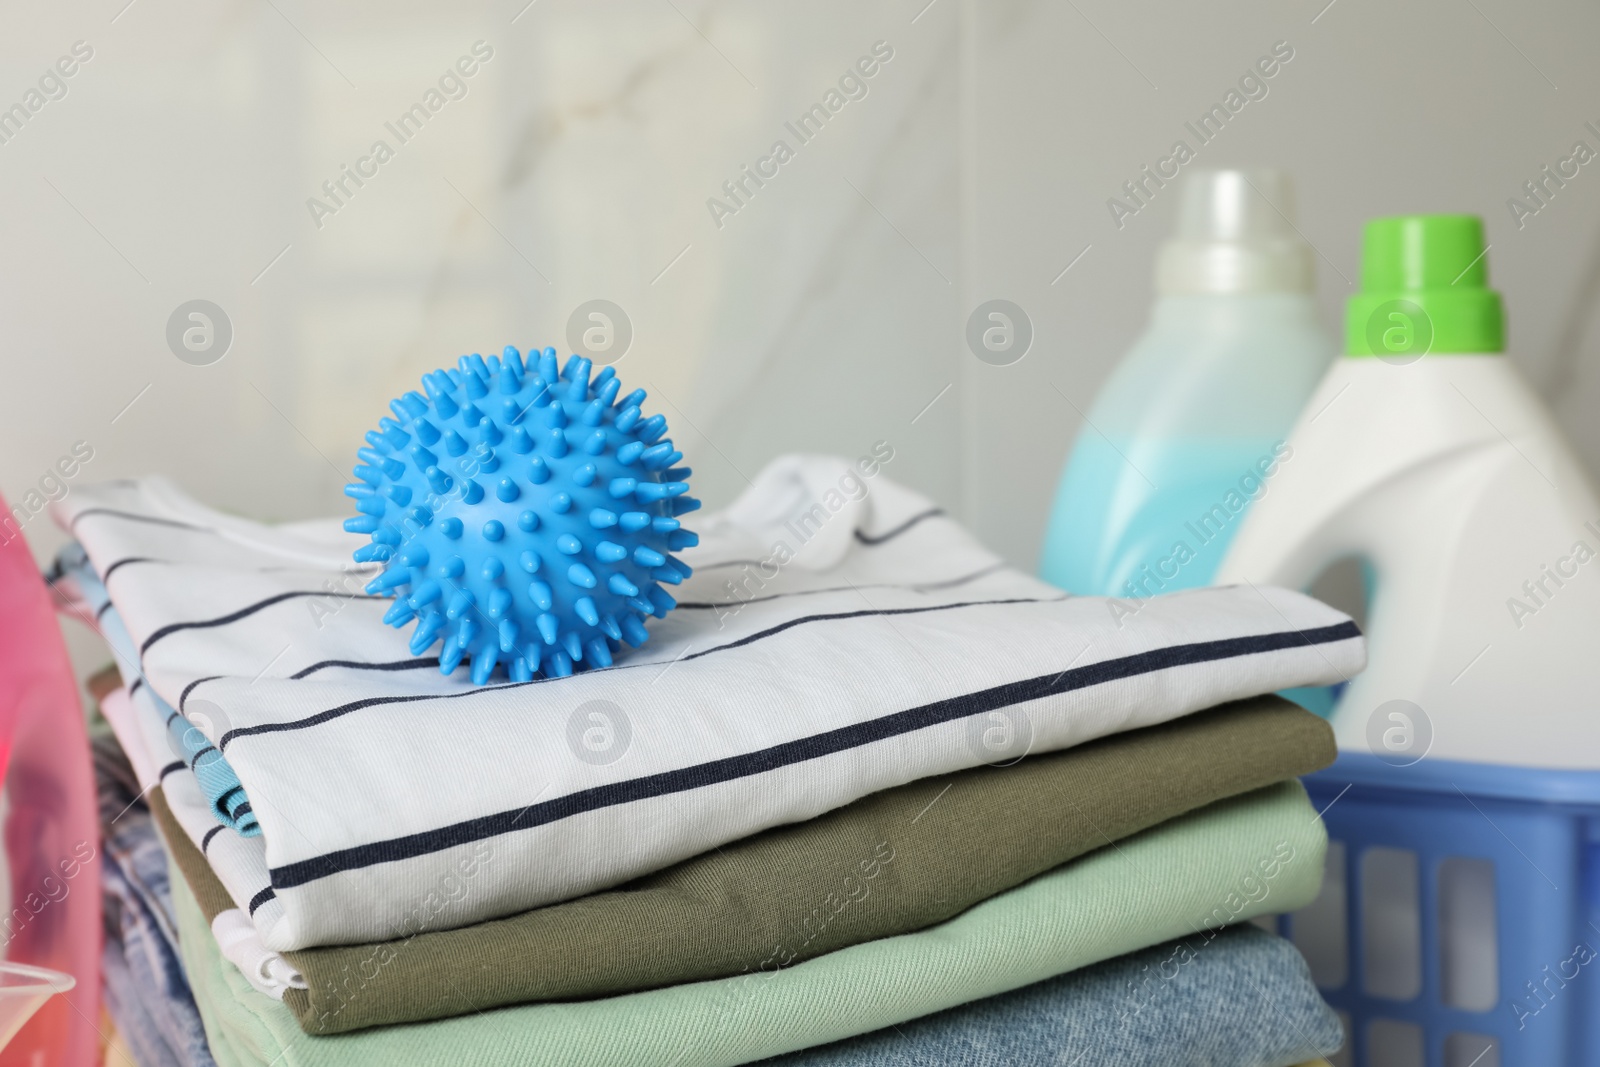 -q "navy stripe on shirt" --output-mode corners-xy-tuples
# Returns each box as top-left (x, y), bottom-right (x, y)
(218, 595), (1066, 753)
(267, 620), (1361, 889)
